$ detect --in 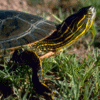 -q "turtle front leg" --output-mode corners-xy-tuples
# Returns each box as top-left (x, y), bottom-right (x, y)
(11, 49), (55, 99)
